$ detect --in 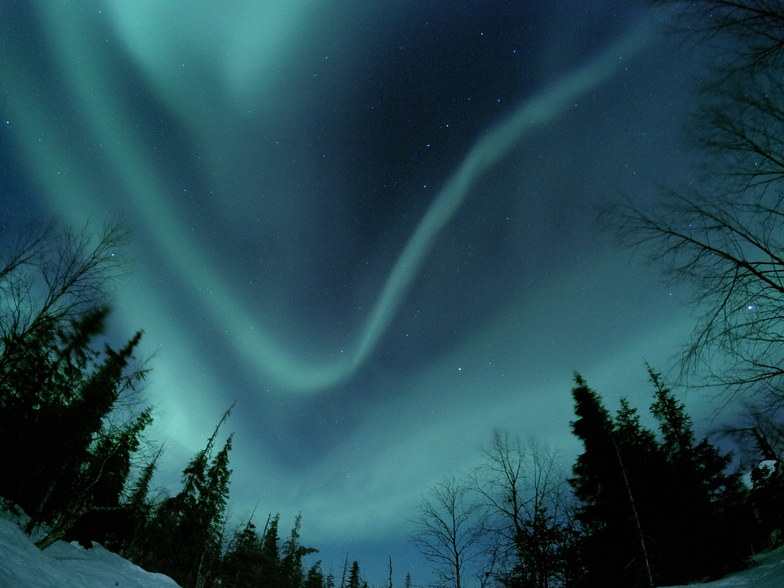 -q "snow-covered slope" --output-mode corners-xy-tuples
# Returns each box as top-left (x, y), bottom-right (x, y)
(666, 545), (784, 588)
(0, 513), (179, 587)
